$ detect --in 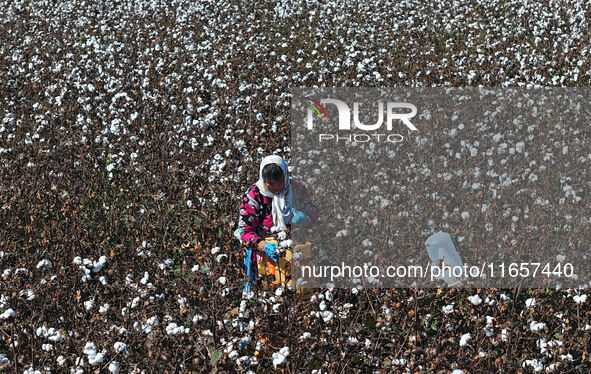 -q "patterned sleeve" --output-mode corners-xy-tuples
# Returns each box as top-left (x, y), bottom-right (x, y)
(239, 184), (263, 248)
(292, 178), (319, 224)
